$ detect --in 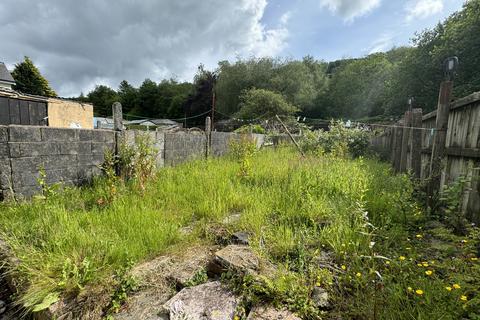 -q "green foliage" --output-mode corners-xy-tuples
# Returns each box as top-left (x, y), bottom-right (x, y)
(236, 88), (299, 120)
(234, 124), (266, 134)
(300, 121), (371, 158)
(35, 166), (60, 200)
(11, 56), (57, 97)
(229, 136), (257, 177)
(107, 261), (138, 316)
(88, 85), (119, 117)
(440, 176), (470, 235)
(184, 268), (209, 288)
